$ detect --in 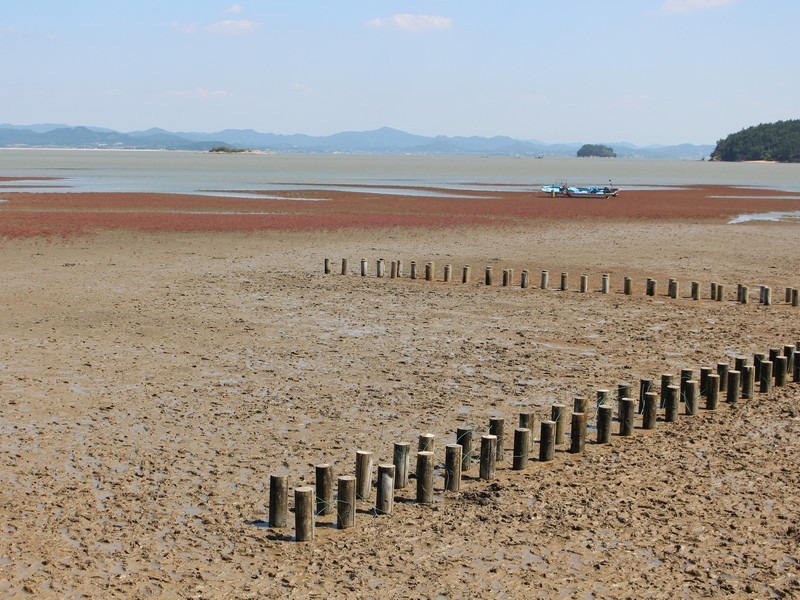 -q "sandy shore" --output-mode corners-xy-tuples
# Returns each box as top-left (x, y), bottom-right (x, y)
(1, 186), (800, 598)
